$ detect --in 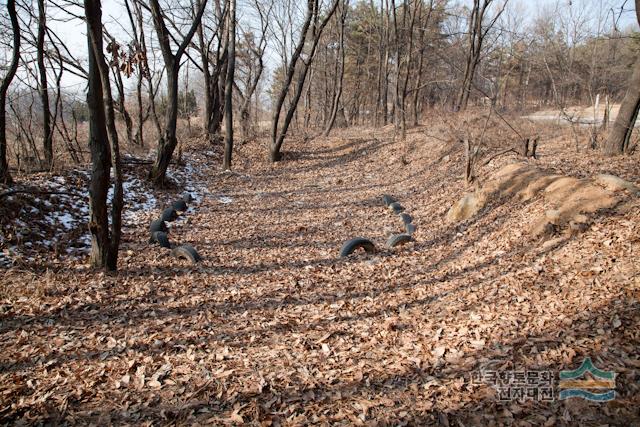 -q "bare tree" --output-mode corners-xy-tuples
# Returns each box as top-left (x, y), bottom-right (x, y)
(392, 0), (420, 140)
(454, 0), (506, 112)
(148, 0), (208, 186)
(270, 0), (340, 161)
(236, 0), (270, 139)
(0, 0), (21, 184)
(195, 0), (228, 141)
(323, 0), (348, 136)
(269, 0), (315, 161)
(124, 0), (146, 146)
